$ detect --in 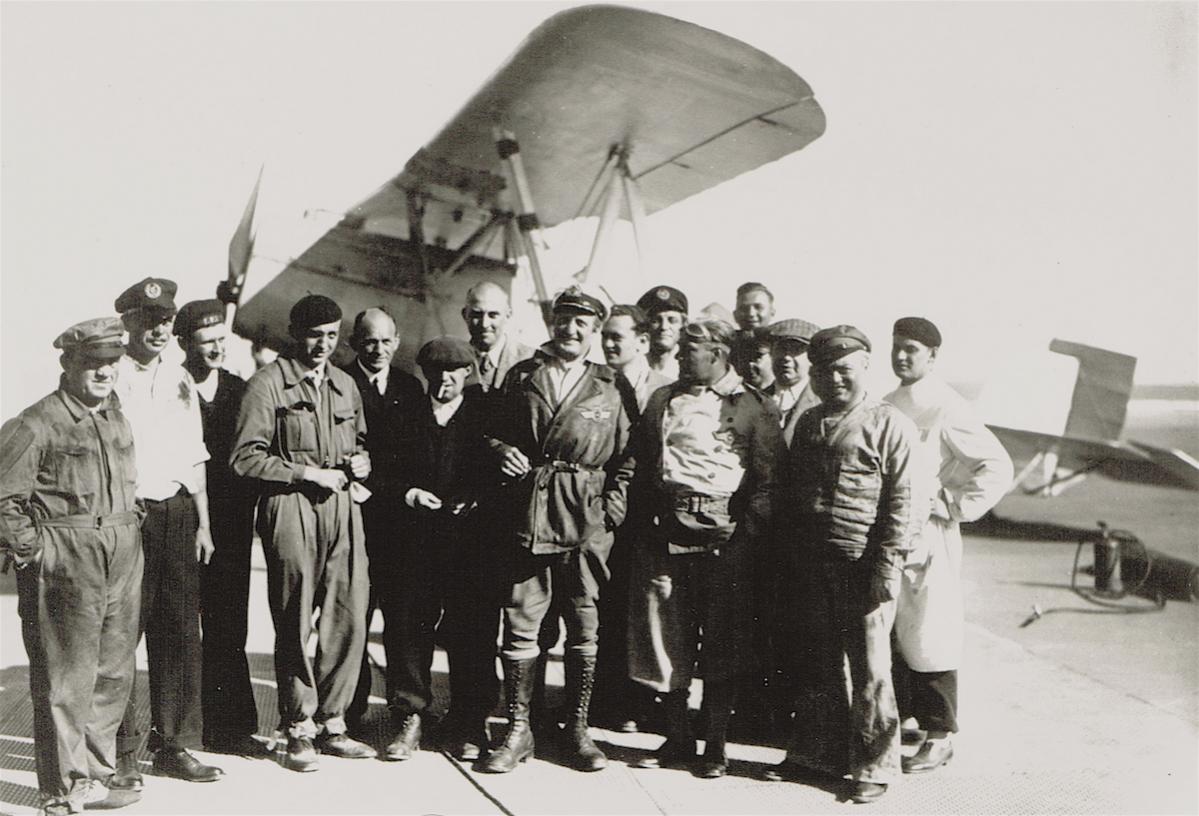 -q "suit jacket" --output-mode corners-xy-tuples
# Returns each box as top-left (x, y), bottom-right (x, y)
(470, 334), (535, 394)
(489, 349), (634, 554)
(765, 379), (821, 448)
(393, 385), (489, 547)
(341, 361), (424, 498)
